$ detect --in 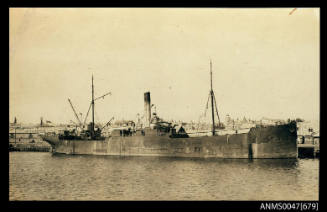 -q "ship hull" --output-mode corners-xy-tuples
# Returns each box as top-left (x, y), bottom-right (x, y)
(41, 122), (297, 159)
